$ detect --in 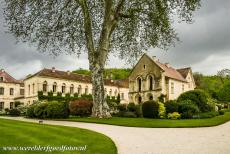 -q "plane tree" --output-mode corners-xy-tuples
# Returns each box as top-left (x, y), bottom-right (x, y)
(3, 0), (201, 118)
